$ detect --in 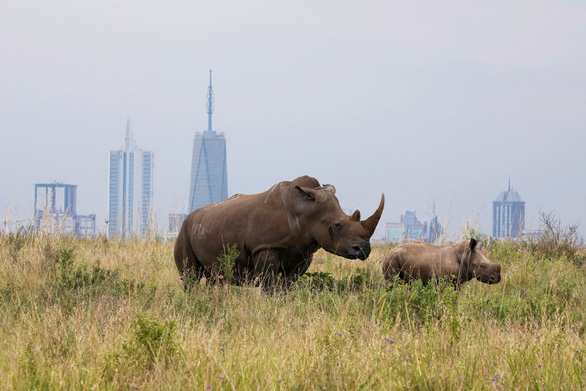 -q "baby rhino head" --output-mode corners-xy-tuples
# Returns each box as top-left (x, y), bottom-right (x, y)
(464, 239), (501, 284)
